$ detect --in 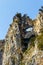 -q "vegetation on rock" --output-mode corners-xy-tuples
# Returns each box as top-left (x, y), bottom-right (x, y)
(37, 33), (43, 50)
(0, 6), (43, 65)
